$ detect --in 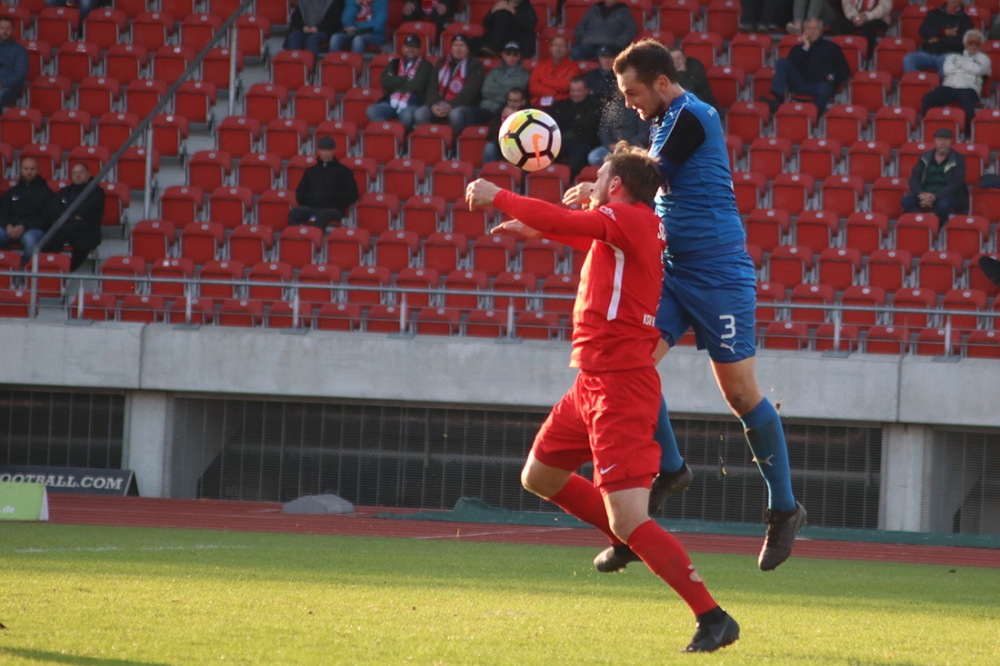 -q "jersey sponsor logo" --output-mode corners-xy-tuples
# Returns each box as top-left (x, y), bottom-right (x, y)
(643, 314), (655, 326)
(598, 205), (616, 220)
